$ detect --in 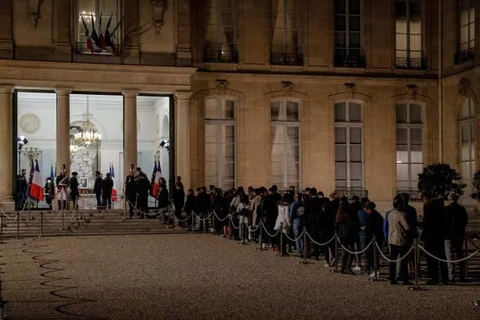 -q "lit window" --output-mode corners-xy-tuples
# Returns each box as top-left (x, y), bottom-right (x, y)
(460, 97), (476, 186)
(395, 0), (423, 69)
